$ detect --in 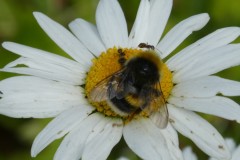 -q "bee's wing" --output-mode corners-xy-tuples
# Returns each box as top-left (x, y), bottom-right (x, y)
(109, 73), (126, 99)
(88, 77), (110, 102)
(151, 82), (169, 129)
(140, 83), (169, 129)
(89, 69), (127, 102)
(149, 101), (168, 129)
